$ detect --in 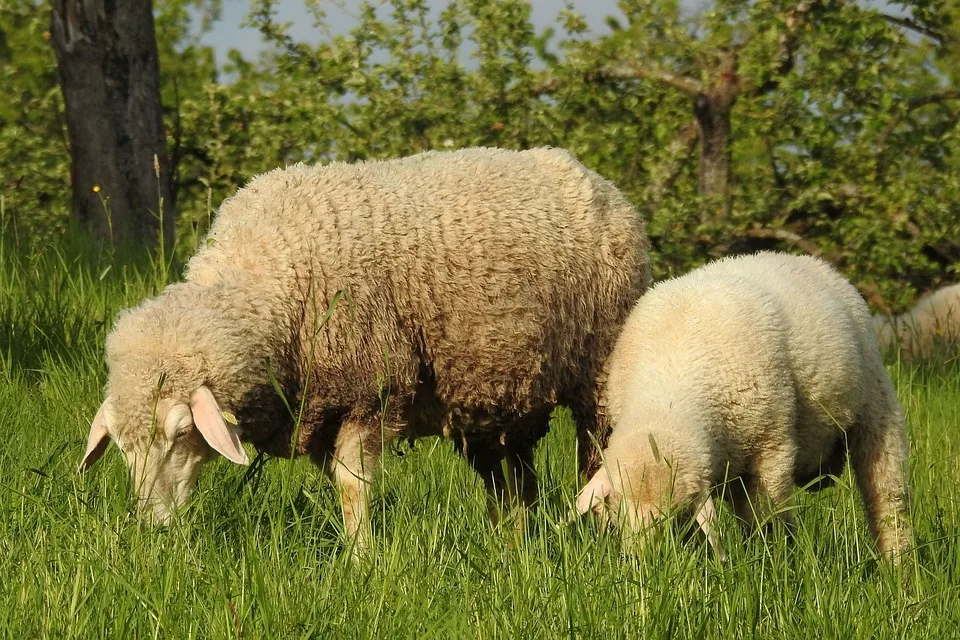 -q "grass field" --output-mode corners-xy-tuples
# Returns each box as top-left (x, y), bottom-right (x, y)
(0, 236), (958, 638)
